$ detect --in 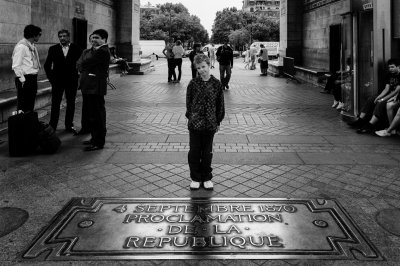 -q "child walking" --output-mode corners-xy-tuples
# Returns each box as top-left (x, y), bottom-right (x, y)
(185, 54), (225, 190)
